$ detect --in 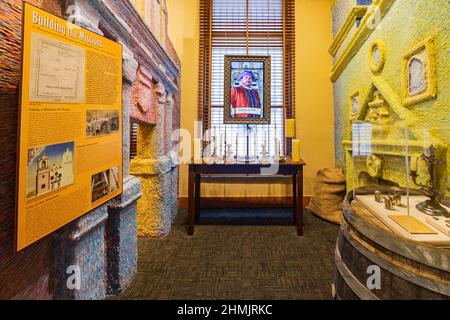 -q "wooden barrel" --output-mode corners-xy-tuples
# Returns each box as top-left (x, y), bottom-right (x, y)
(334, 193), (450, 300)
